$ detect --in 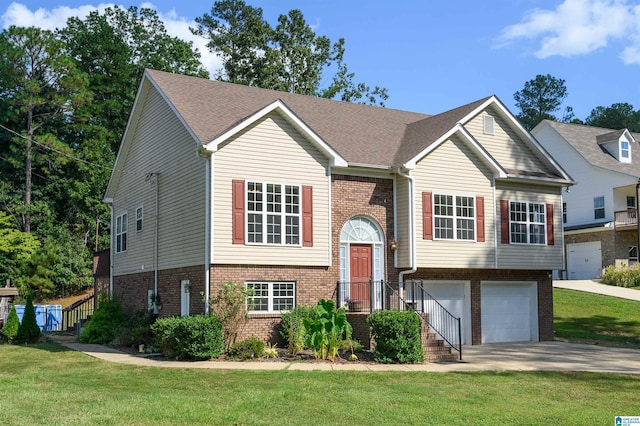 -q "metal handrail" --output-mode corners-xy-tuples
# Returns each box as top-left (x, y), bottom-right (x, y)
(382, 280), (462, 360)
(61, 294), (95, 333)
